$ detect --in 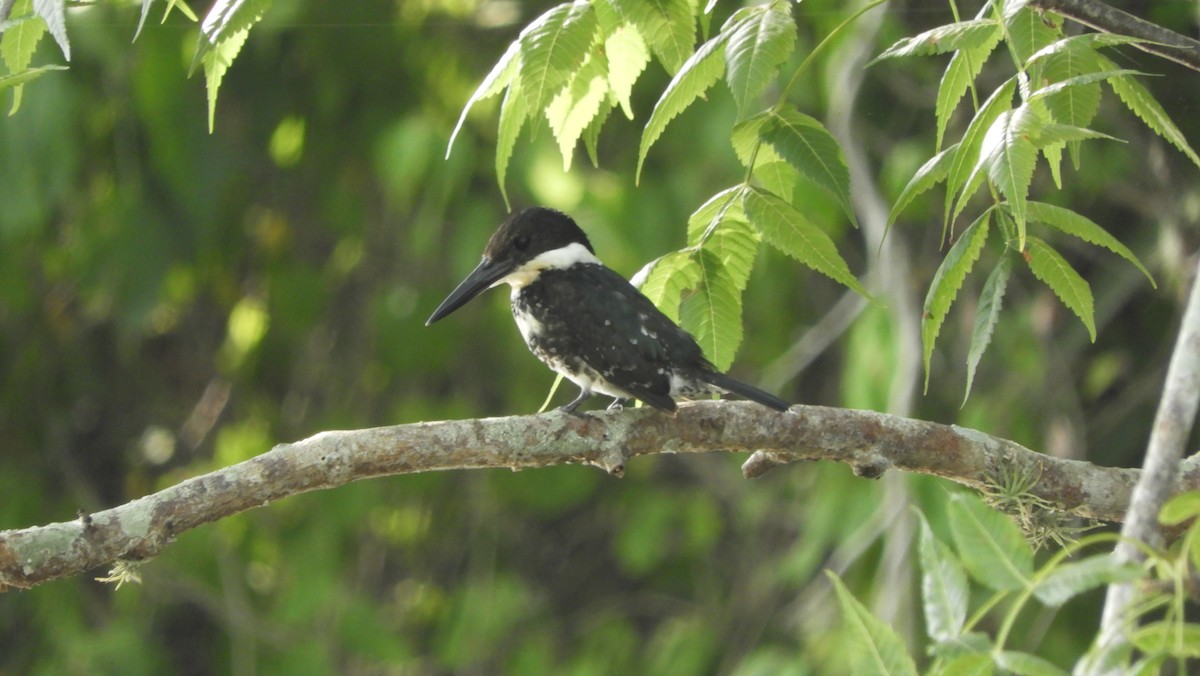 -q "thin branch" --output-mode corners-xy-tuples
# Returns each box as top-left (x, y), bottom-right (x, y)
(1097, 260), (1200, 651)
(1029, 0), (1200, 73)
(5, 402), (1200, 591)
